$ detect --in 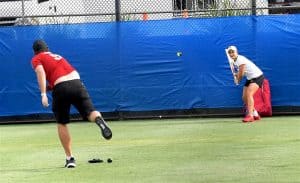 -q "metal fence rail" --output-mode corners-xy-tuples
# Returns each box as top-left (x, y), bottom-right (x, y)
(0, 0), (300, 26)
